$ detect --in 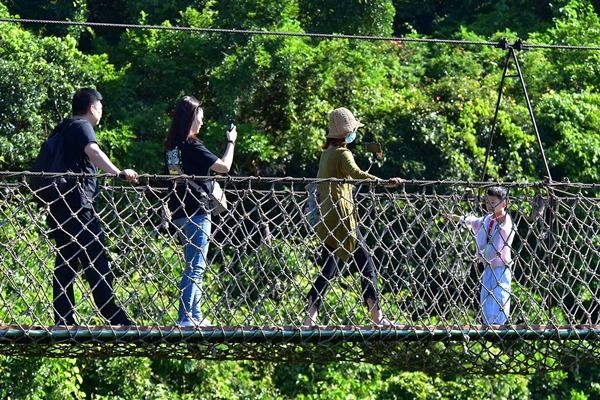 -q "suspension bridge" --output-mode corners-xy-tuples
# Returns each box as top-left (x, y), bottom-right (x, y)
(1, 14), (600, 374)
(0, 174), (598, 374)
